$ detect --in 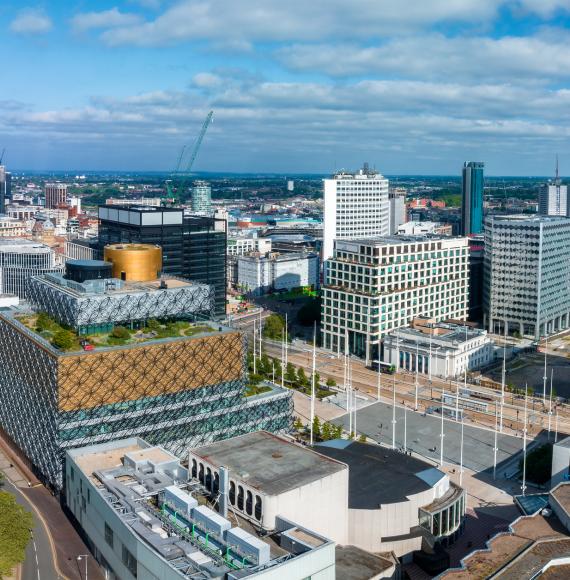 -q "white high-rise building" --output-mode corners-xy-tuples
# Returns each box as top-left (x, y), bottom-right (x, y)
(323, 164), (389, 260)
(388, 188), (407, 234)
(539, 160), (567, 216)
